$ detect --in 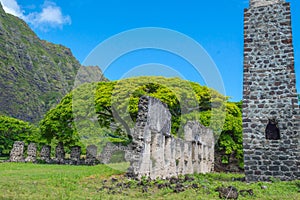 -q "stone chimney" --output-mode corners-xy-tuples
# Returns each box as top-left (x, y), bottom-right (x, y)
(243, 0), (300, 181)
